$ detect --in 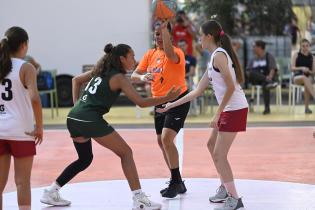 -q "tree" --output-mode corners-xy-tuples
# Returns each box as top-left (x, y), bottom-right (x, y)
(183, 0), (293, 36)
